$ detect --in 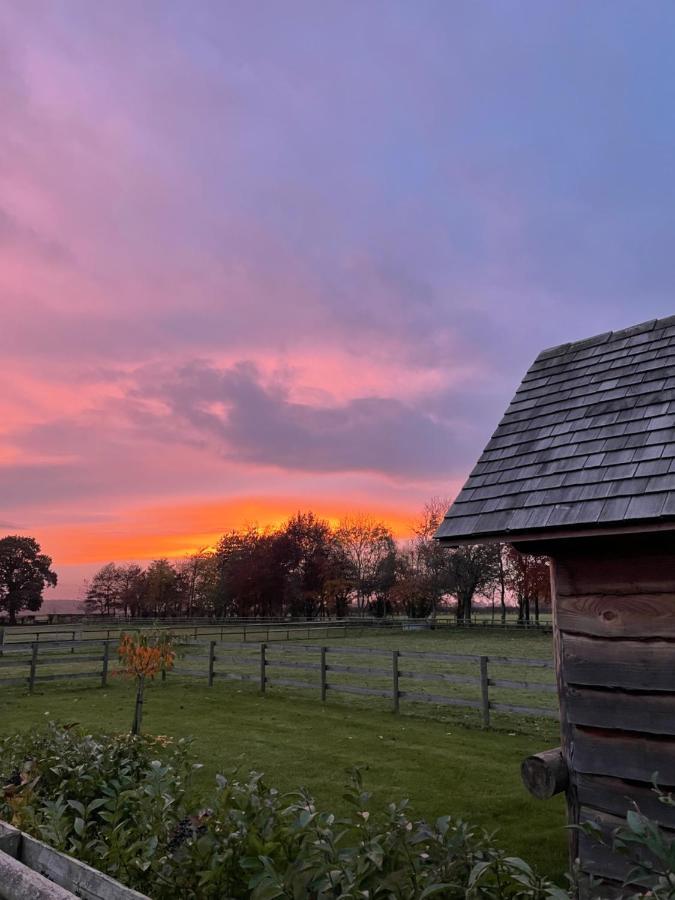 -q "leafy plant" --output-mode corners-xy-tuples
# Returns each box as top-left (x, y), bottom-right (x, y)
(117, 630), (175, 734)
(1, 724), (674, 899)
